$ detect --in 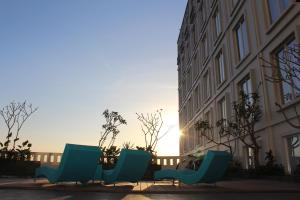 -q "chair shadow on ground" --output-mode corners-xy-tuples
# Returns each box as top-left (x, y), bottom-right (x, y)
(2, 179), (226, 193)
(38, 181), (136, 192)
(139, 180), (224, 193)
